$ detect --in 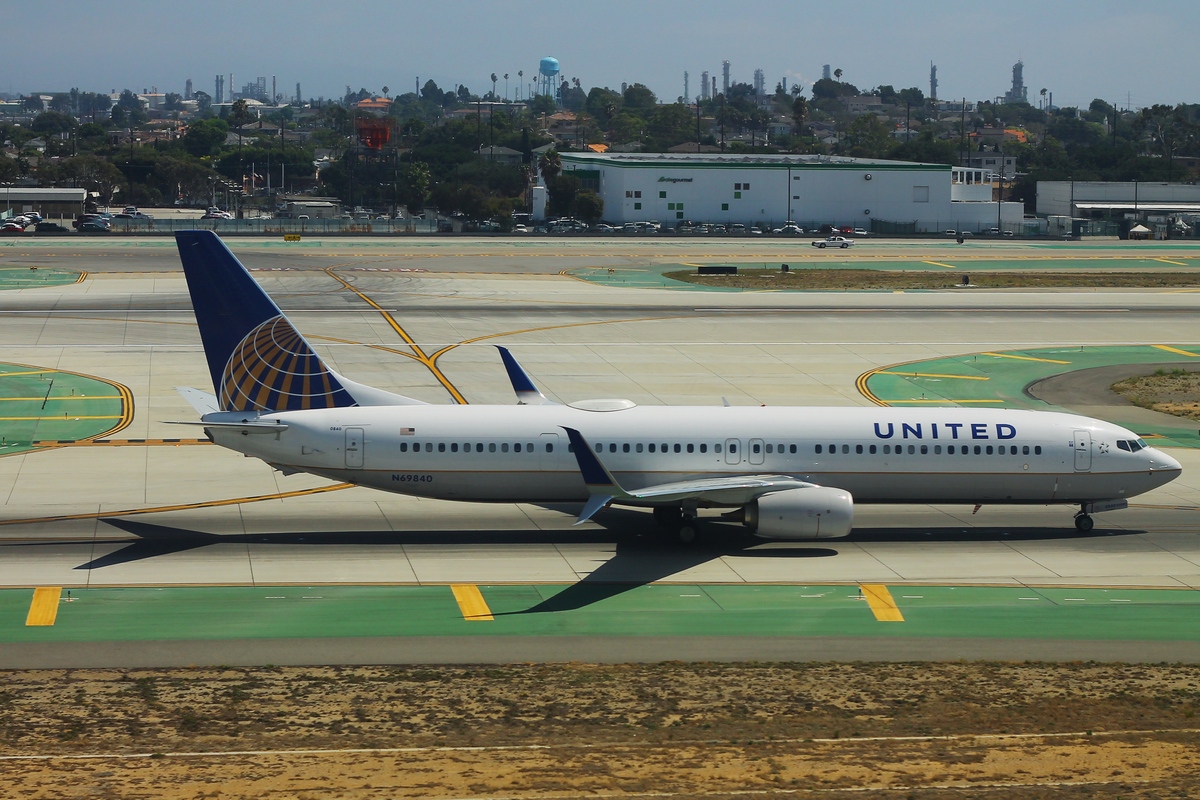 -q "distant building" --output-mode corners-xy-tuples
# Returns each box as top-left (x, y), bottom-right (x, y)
(478, 145), (523, 166)
(1002, 60), (1028, 104)
(843, 95), (885, 114)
